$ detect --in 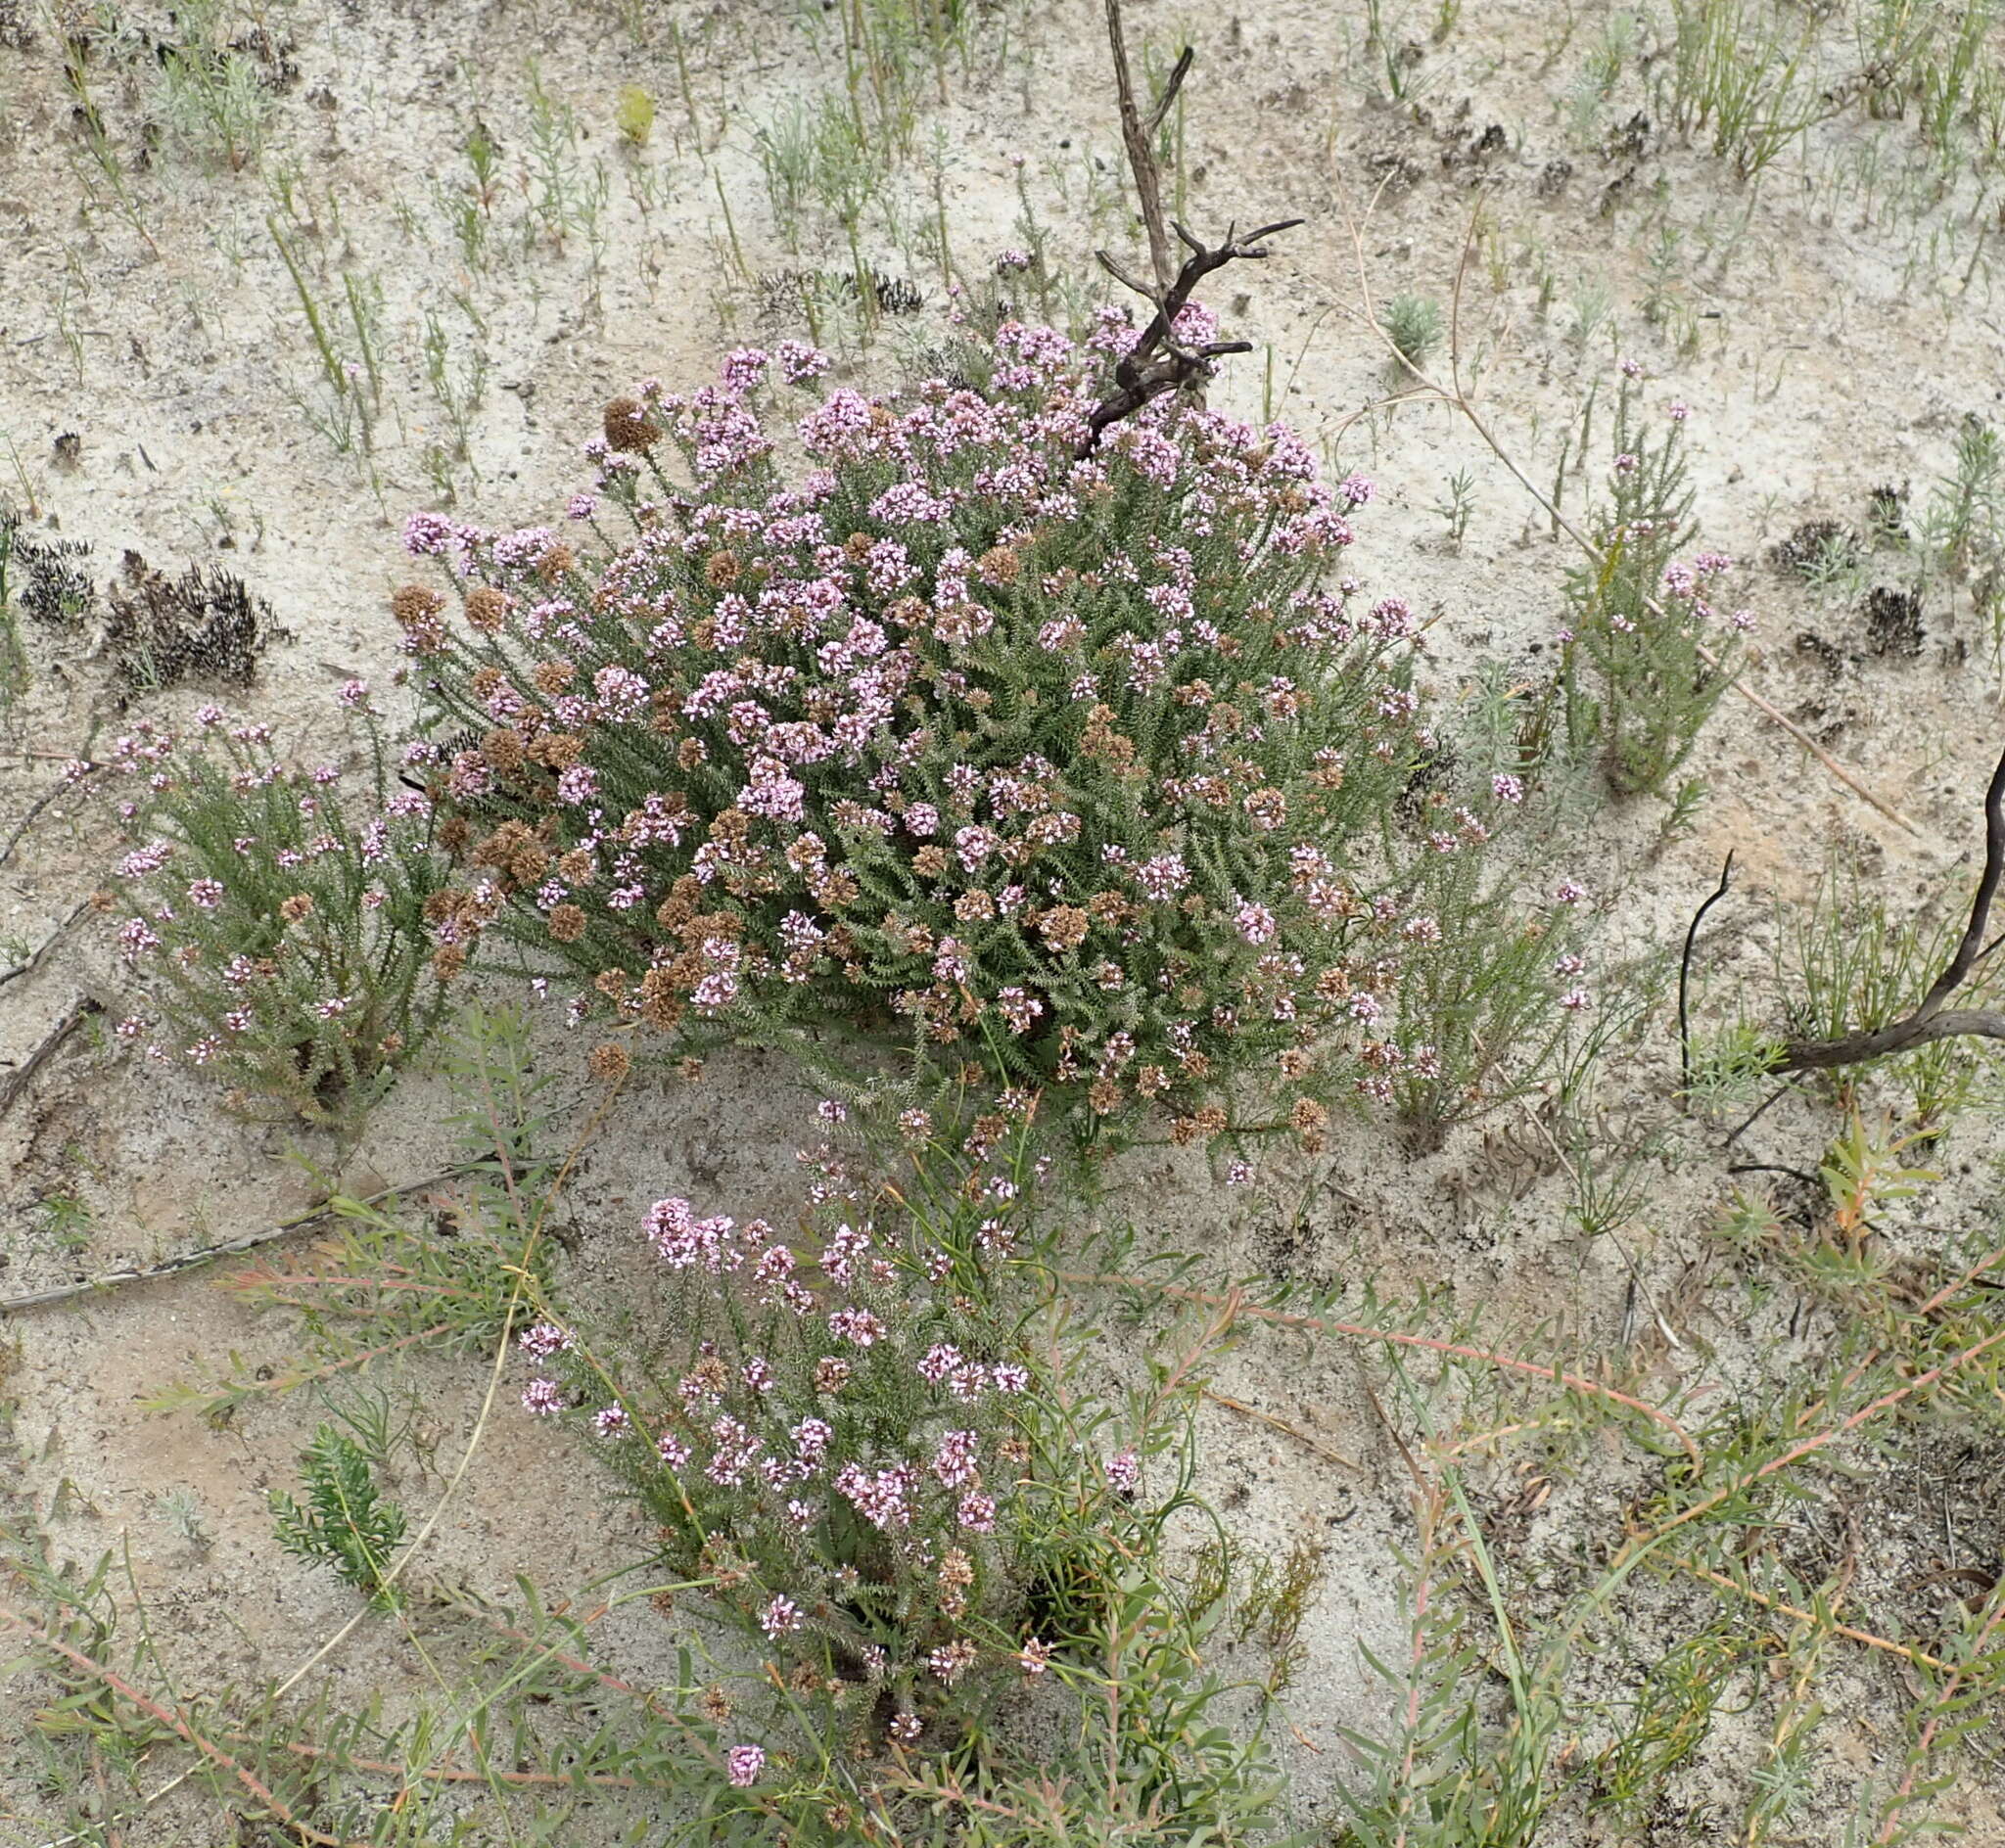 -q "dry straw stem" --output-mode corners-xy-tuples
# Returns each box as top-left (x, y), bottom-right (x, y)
(1329, 179), (1919, 837)
(1053, 1267), (1702, 1469)
(0, 897), (90, 992)
(0, 762), (99, 867)
(265, 1079), (622, 1689)
(1665, 1557), (1955, 1676)
(1200, 1385), (1365, 1473)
